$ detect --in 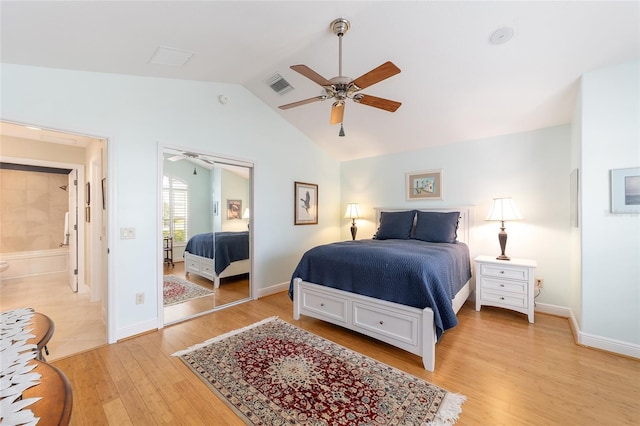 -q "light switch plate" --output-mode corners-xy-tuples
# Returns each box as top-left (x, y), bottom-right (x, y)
(120, 227), (135, 239)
